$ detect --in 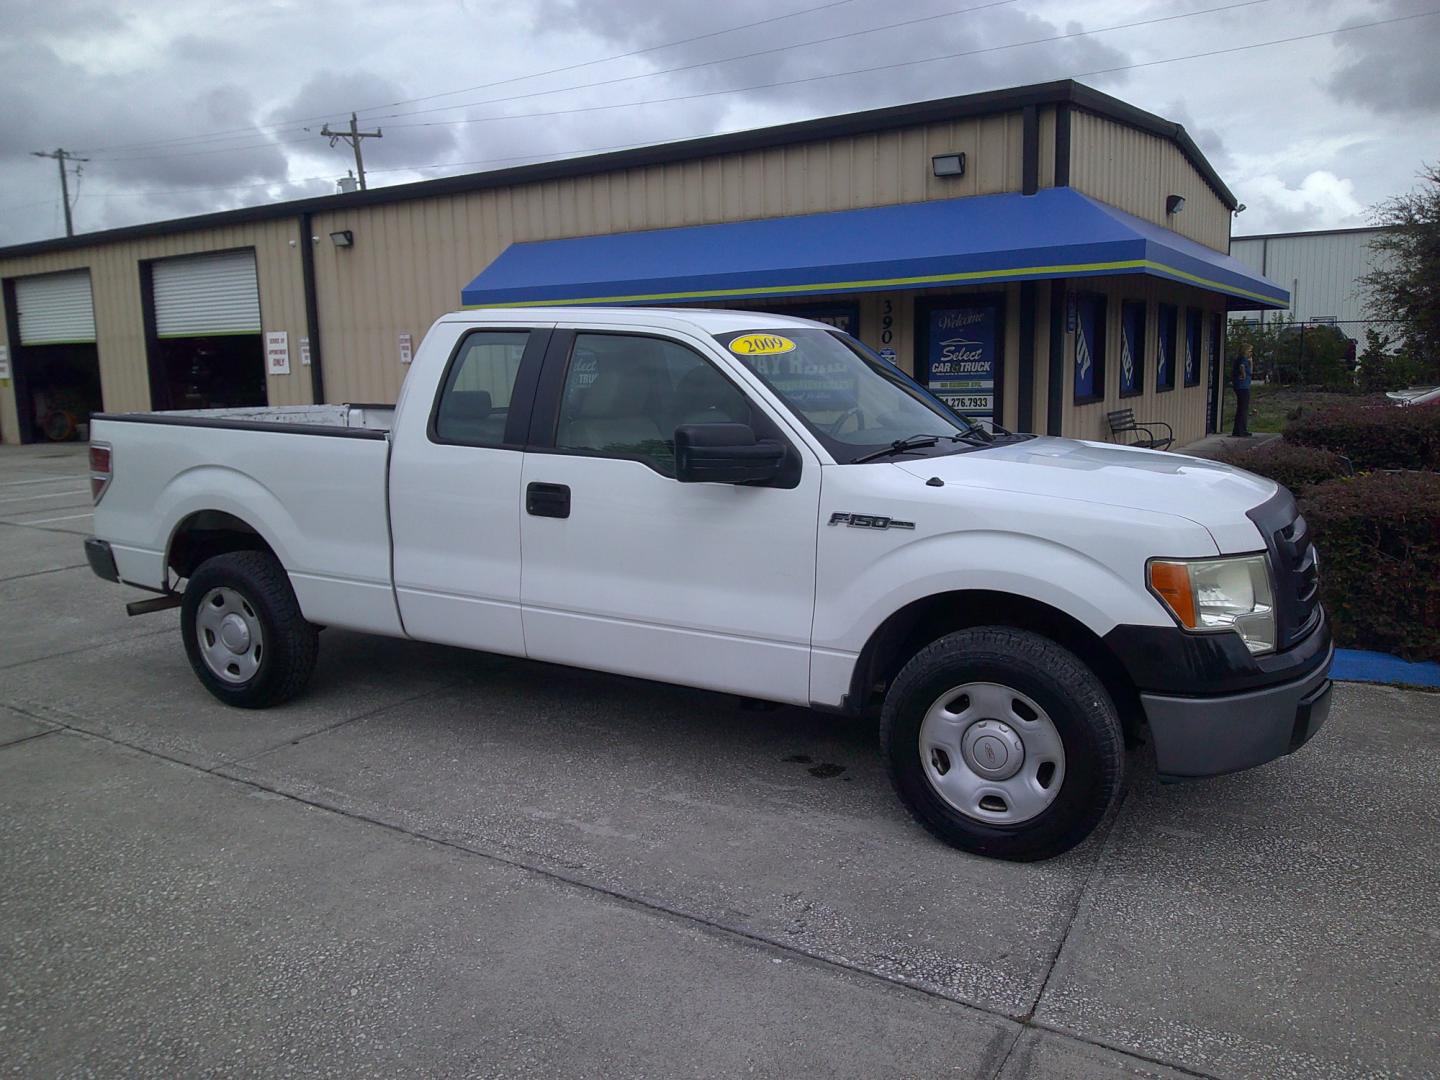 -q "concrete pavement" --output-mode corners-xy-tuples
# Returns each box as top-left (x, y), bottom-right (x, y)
(1, 443), (1437, 1078)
